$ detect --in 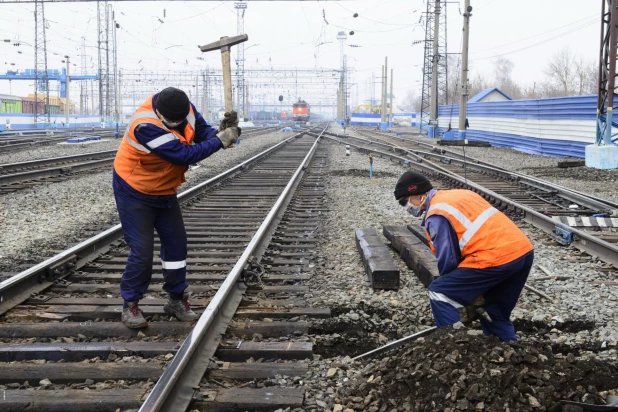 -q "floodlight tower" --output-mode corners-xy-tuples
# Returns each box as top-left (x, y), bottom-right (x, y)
(34, 0), (50, 127)
(336, 31), (347, 122)
(235, 2), (247, 120)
